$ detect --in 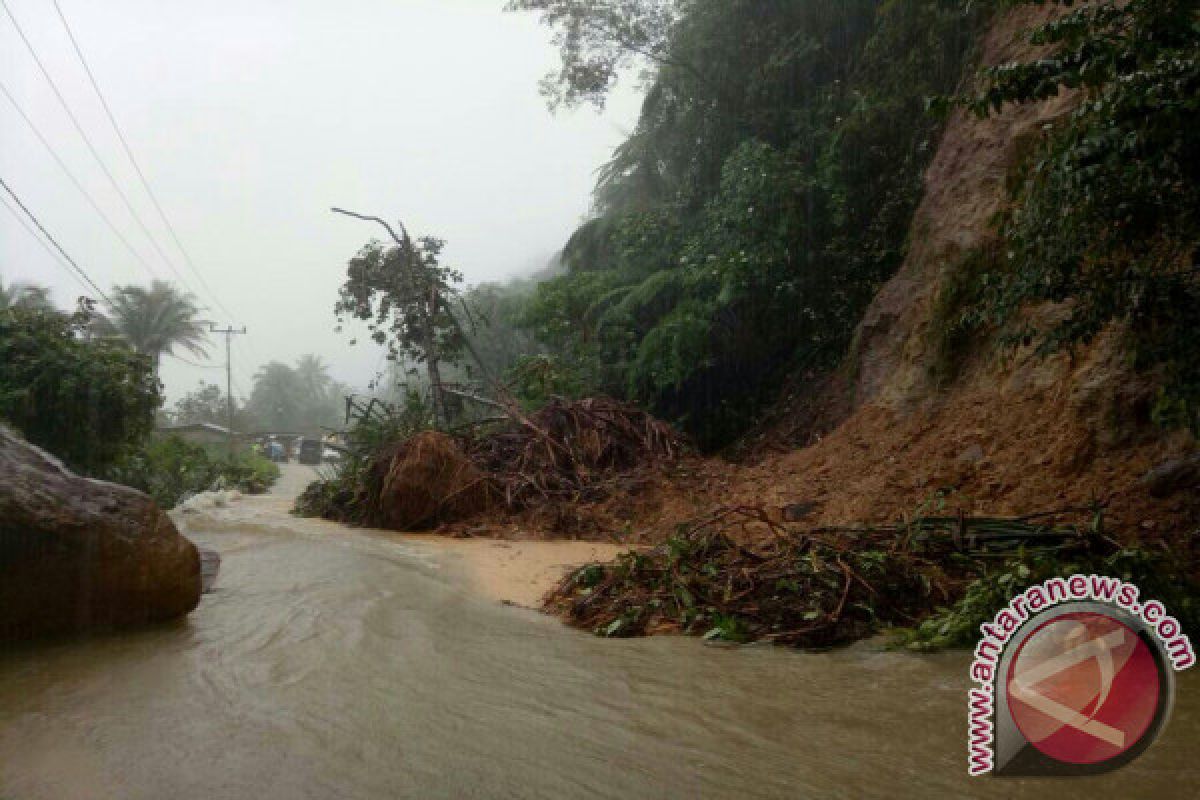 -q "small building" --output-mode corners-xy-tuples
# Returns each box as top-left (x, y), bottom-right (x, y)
(156, 422), (236, 448)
